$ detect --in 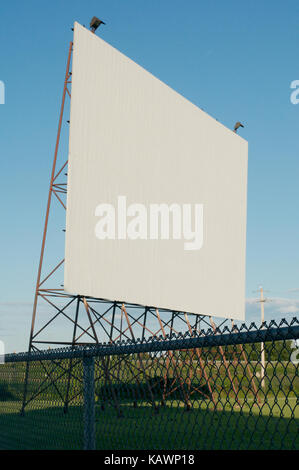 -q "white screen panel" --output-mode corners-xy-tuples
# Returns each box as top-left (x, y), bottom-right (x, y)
(64, 22), (248, 320)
